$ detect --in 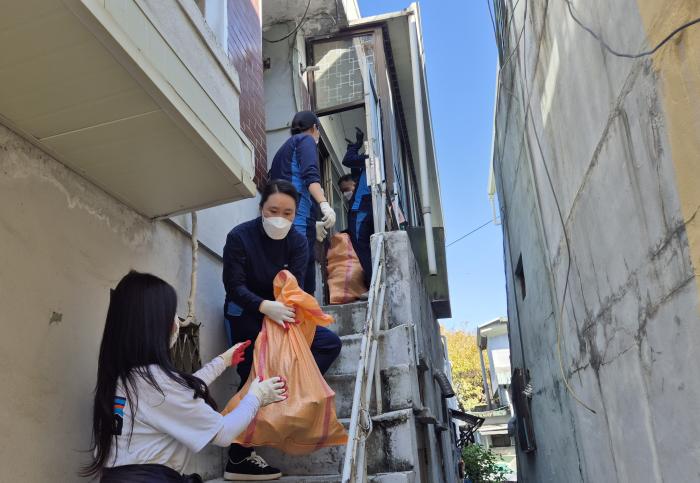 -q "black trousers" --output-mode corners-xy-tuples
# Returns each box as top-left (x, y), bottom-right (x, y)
(101, 464), (202, 483)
